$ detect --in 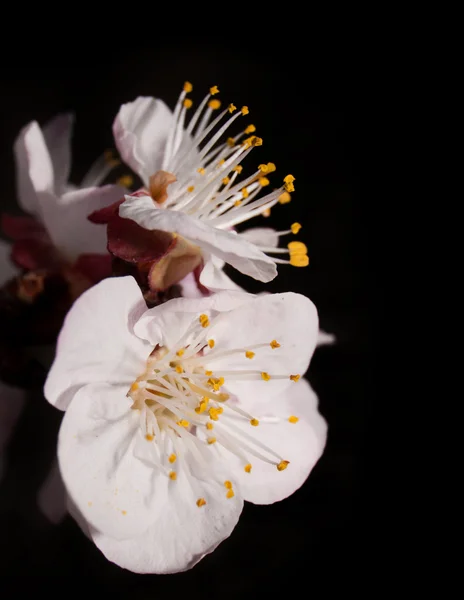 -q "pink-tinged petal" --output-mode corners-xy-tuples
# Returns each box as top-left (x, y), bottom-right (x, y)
(107, 215), (175, 263)
(134, 290), (254, 348)
(45, 276), (150, 410)
(73, 254), (112, 283)
(58, 382), (169, 539)
(218, 378), (327, 505)
(91, 468), (243, 574)
(0, 382), (26, 482)
(199, 259), (244, 292)
(1, 214), (47, 241)
(37, 458), (67, 524)
(113, 97), (174, 185)
(119, 195), (277, 283)
(0, 239), (18, 283)
(42, 113), (74, 195)
(13, 121), (54, 217)
(238, 227), (279, 248)
(178, 271), (206, 299)
(204, 293), (319, 408)
(317, 329), (336, 346)
(37, 184), (126, 261)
